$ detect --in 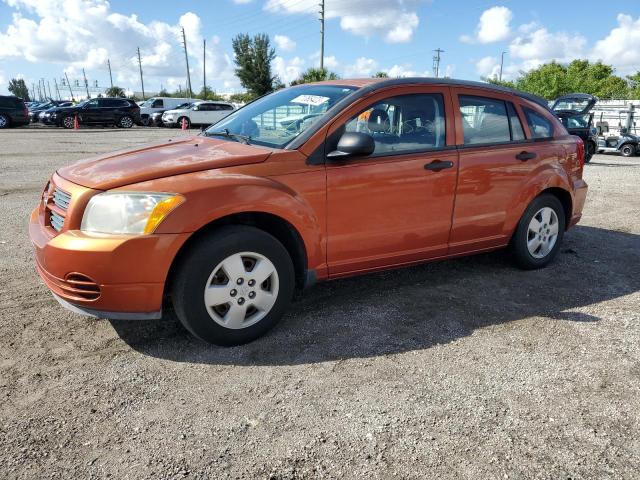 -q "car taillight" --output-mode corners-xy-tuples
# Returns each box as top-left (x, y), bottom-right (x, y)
(576, 137), (585, 169)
